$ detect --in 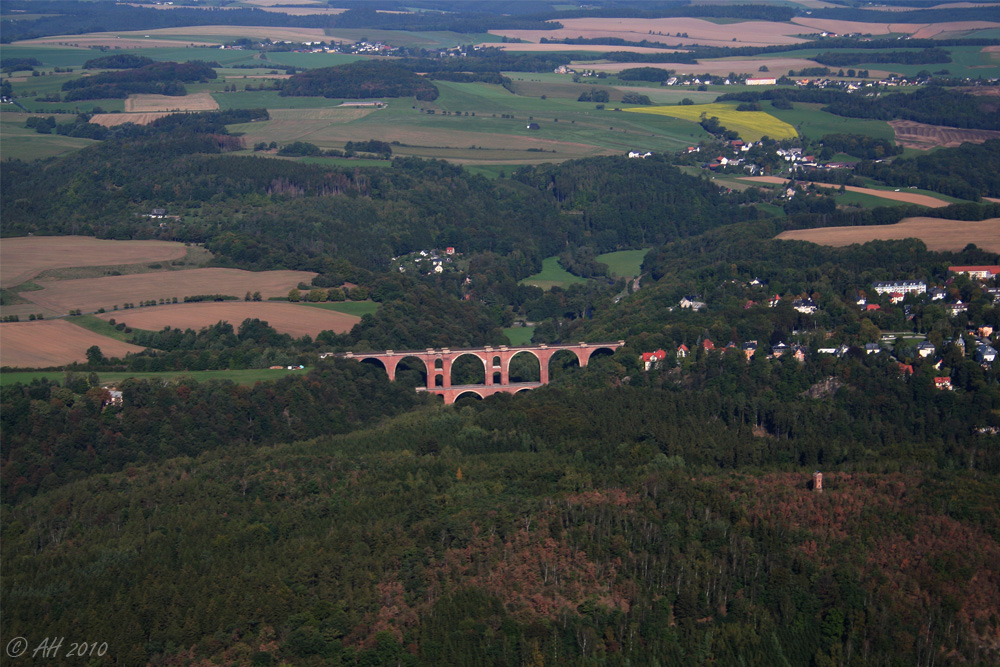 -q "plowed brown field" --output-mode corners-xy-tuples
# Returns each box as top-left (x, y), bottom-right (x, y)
(89, 113), (174, 127)
(0, 320), (146, 368)
(96, 302), (360, 337)
(889, 120), (1000, 150)
(1, 237), (188, 288)
(776, 217), (1000, 252)
(17, 268), (316, 315)
(125, 92), (218, 113)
